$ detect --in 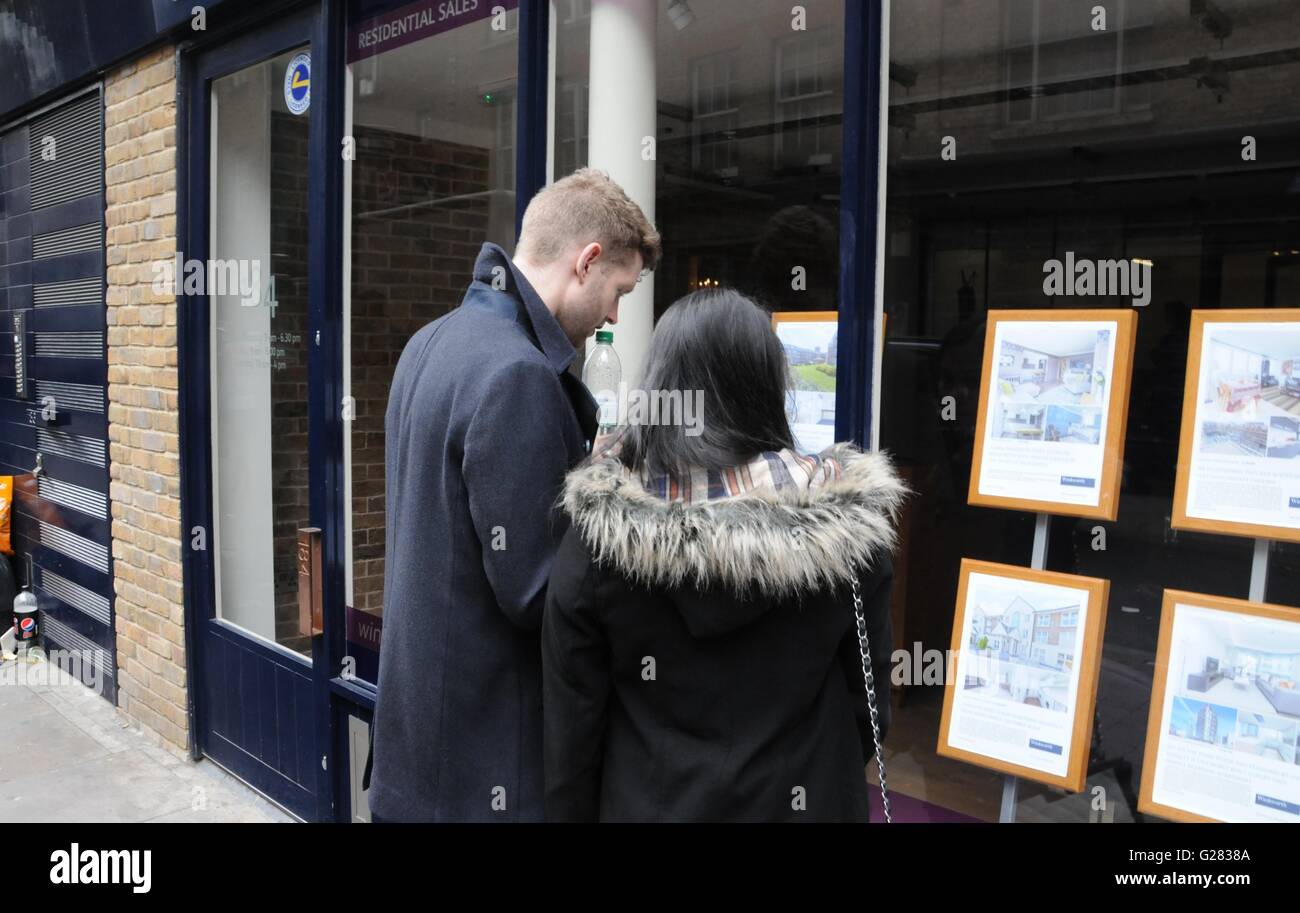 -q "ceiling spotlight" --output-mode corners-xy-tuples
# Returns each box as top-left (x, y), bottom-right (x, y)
(667, 0), (695, 31)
